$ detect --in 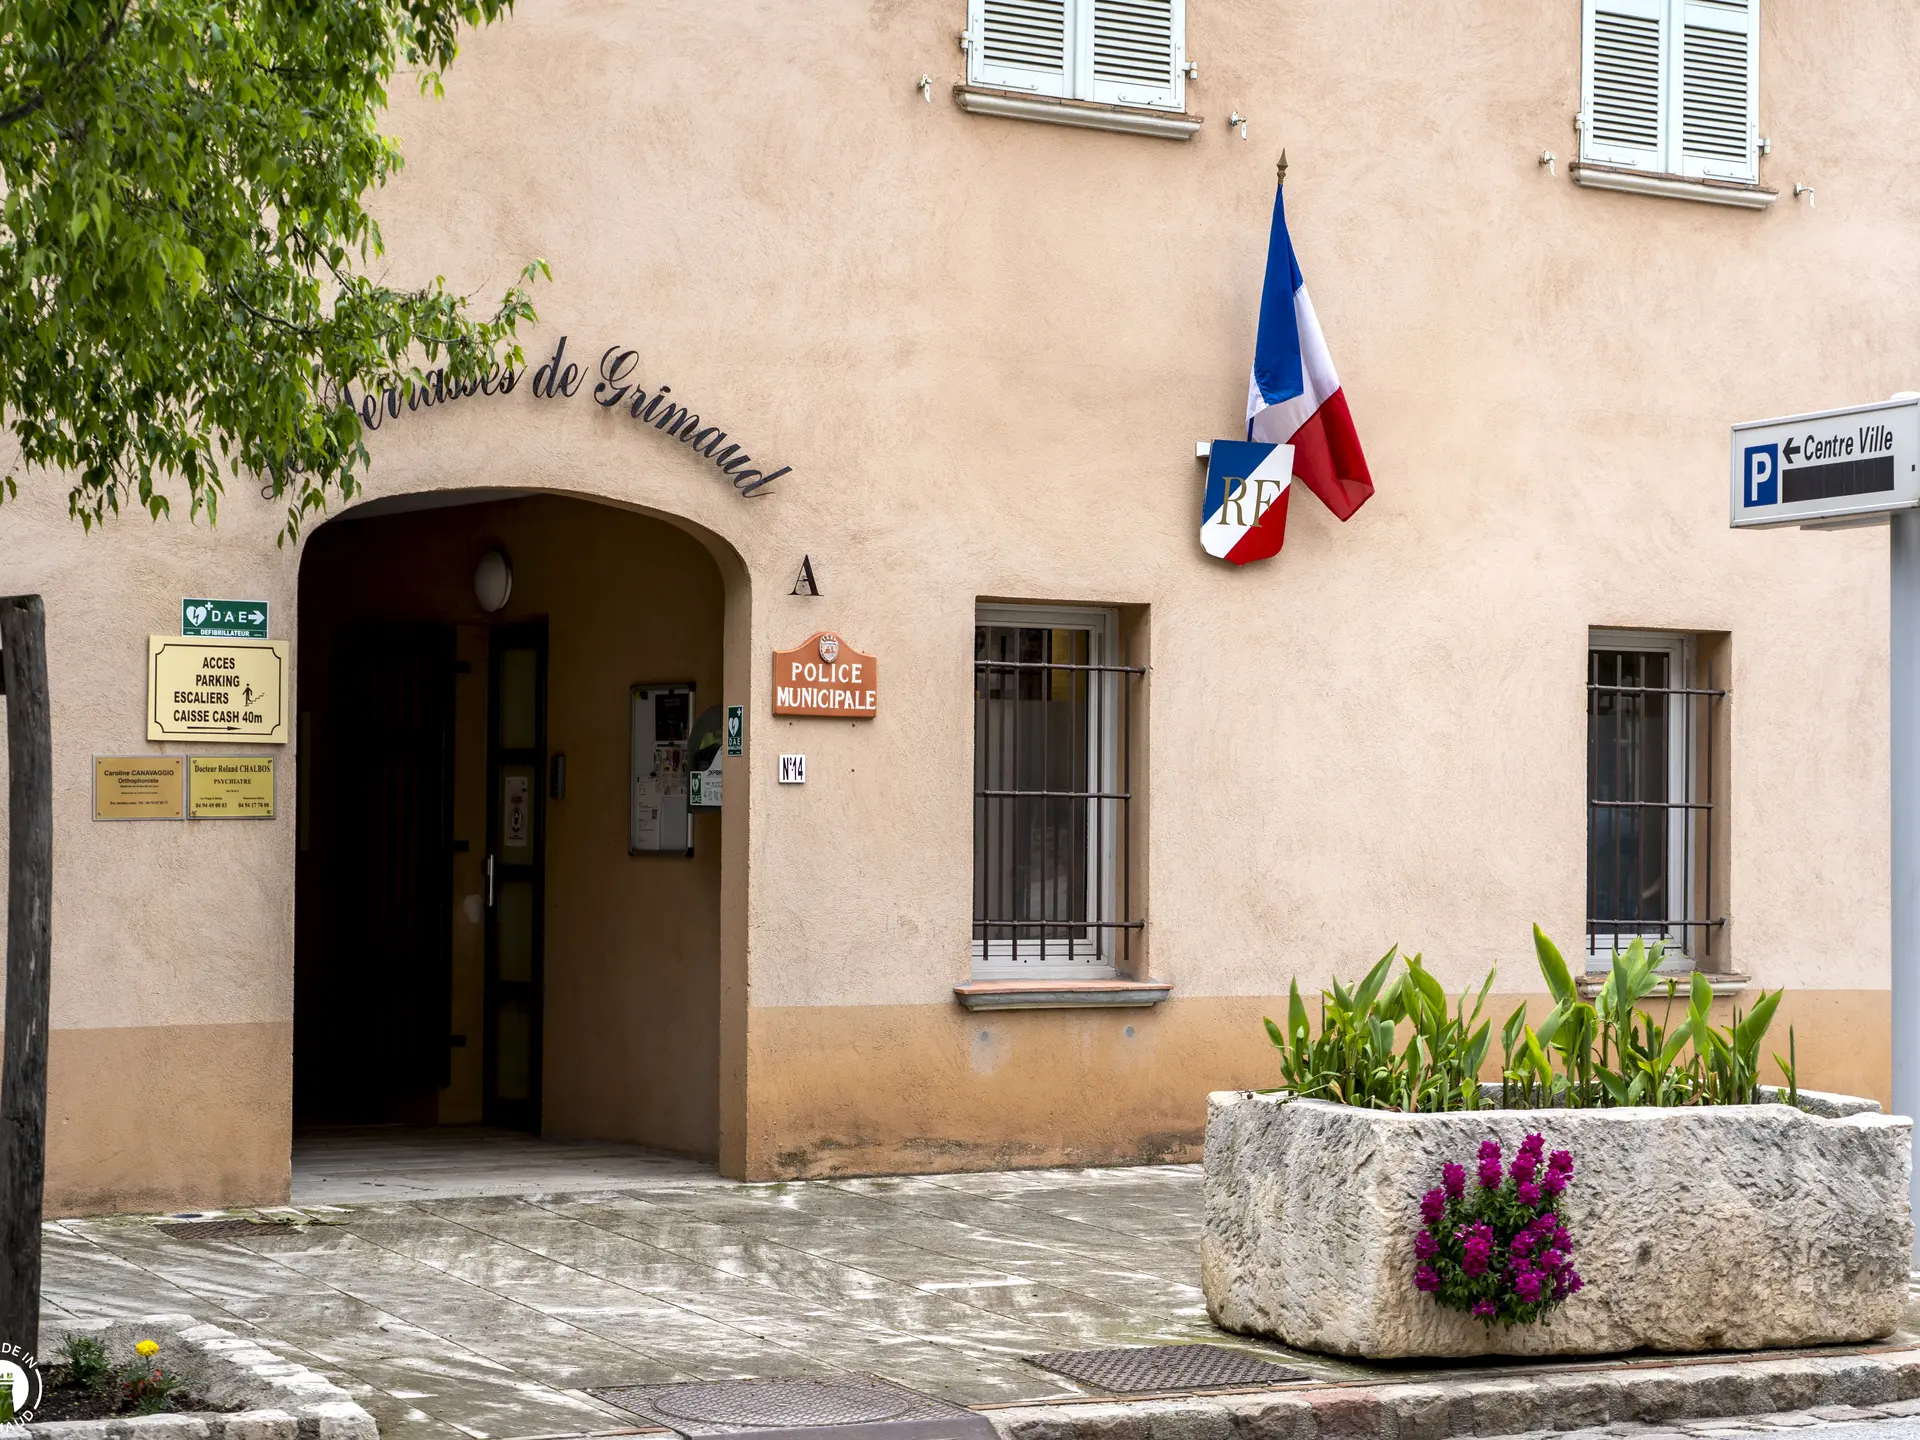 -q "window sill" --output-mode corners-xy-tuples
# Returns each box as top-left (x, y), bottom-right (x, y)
(1577, 969), (1750, 999)
(954, 978), (1173, 1011)
(1570, 163), (1777, 210)
(952, 85), (1202, 142)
